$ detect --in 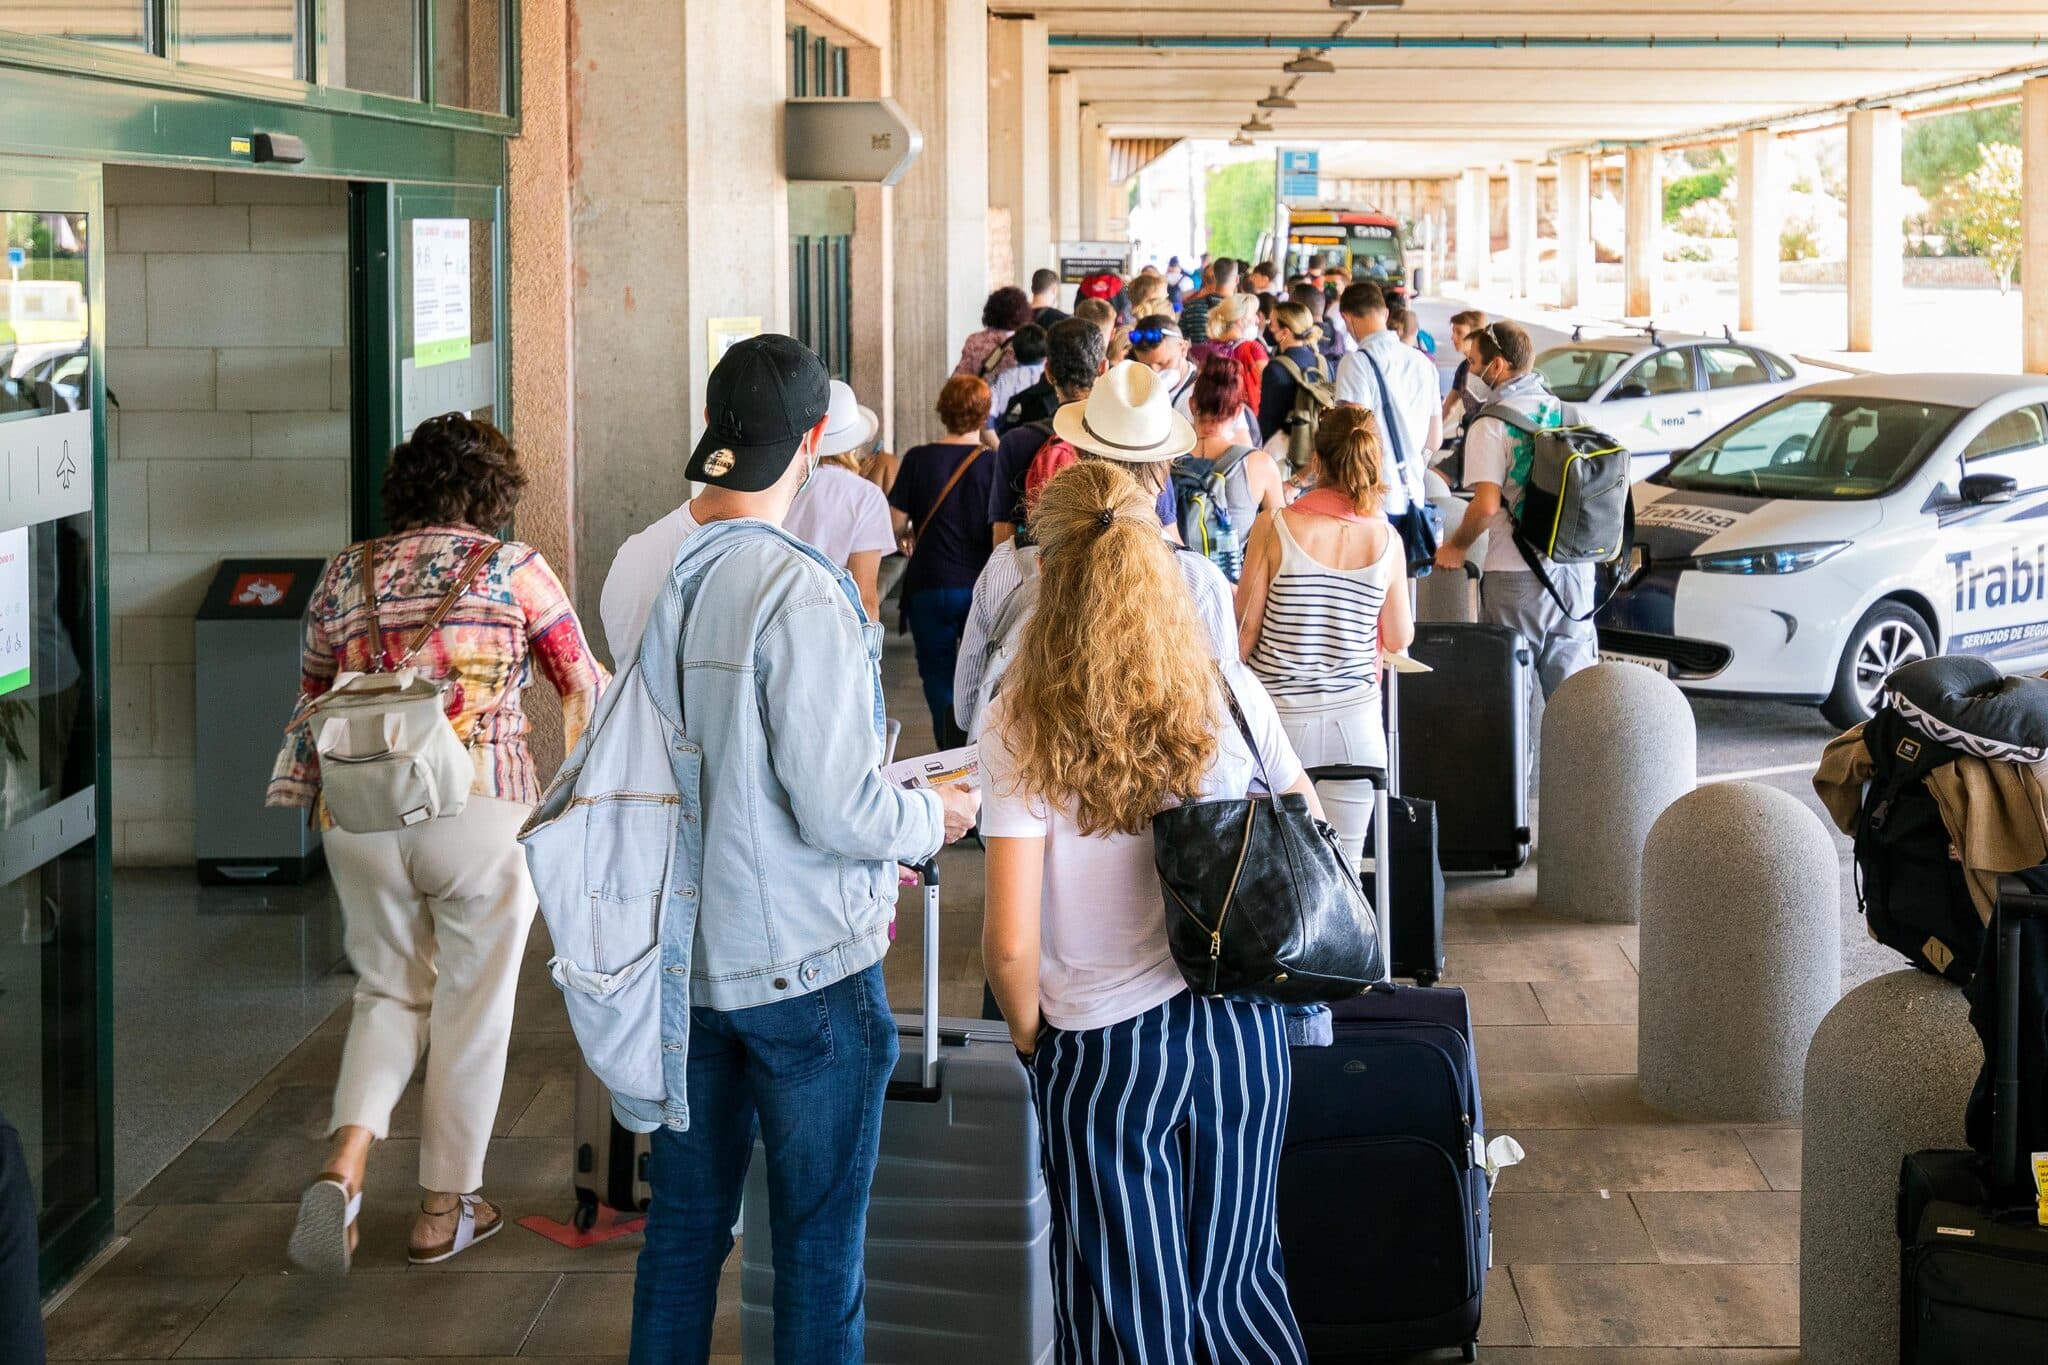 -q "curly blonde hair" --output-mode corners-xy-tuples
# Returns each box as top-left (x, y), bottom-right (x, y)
(997, 461), (1219, 836)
